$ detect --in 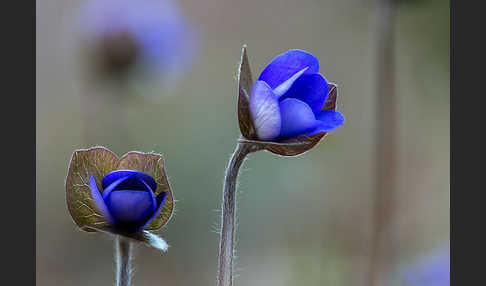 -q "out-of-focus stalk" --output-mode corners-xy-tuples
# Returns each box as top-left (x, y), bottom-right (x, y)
(367, 0), (397, 285)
